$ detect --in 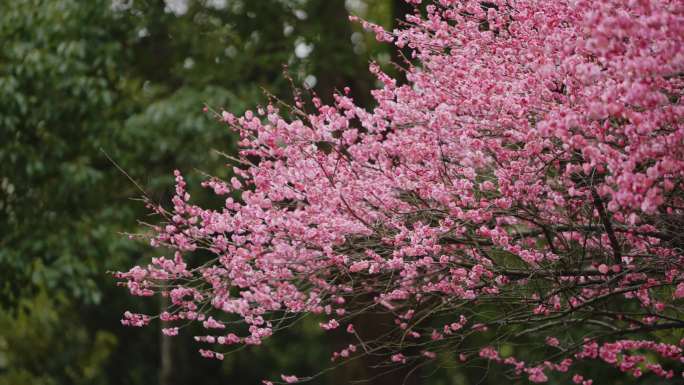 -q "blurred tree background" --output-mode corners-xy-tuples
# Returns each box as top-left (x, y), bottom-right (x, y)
(0, 0), (402, 384)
